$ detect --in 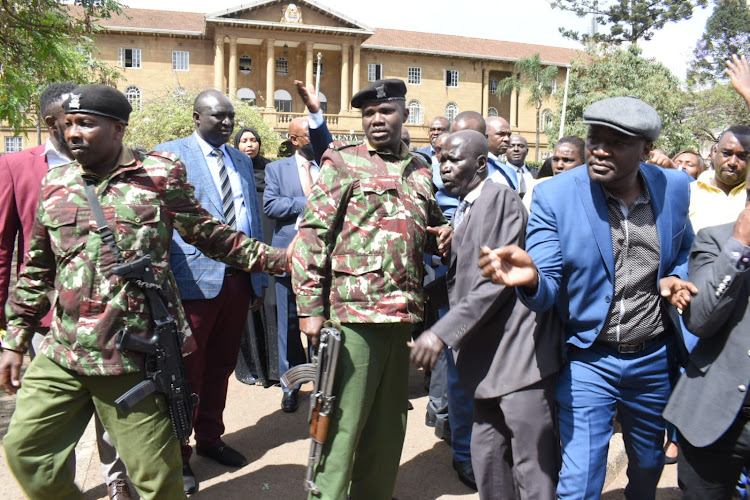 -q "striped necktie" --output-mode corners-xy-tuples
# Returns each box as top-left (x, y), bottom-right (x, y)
(212, 148), (236, 228)
(452, 199), (470, 229)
